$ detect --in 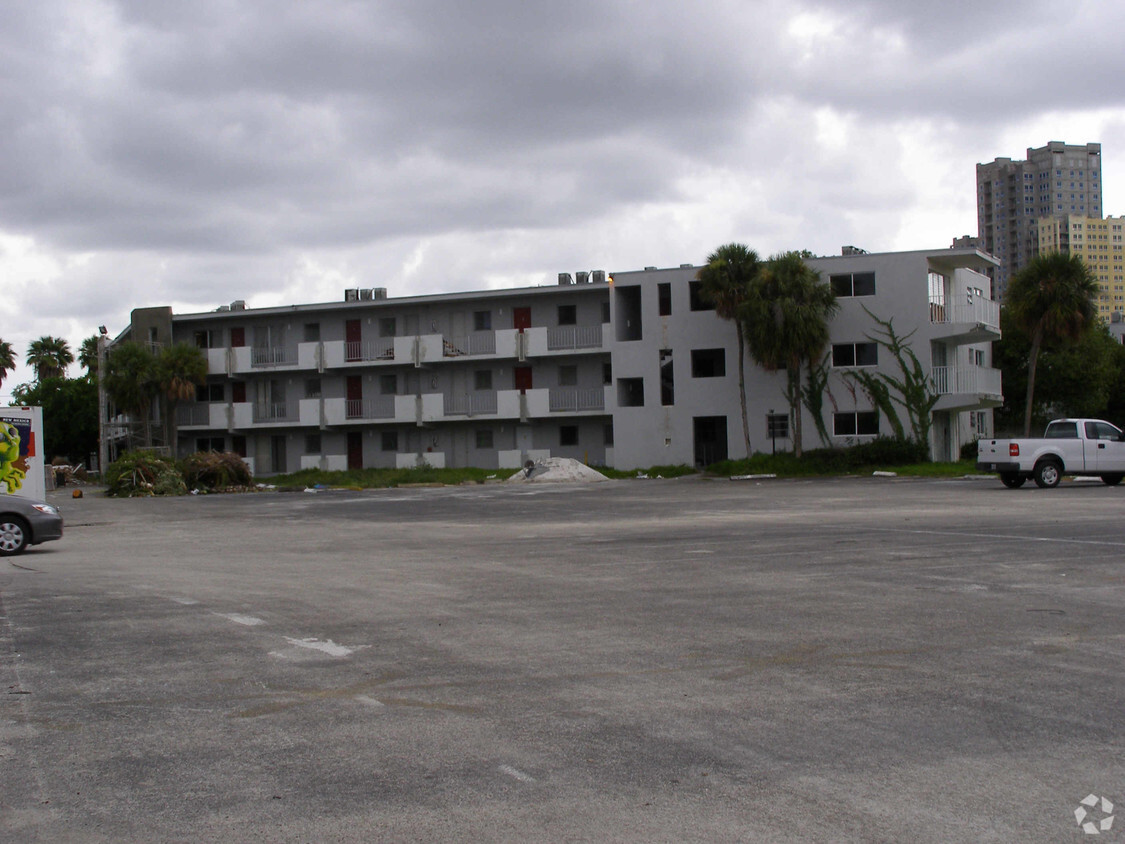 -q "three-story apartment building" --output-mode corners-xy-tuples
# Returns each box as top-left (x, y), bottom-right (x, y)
(112, 248), (1002, 473)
